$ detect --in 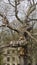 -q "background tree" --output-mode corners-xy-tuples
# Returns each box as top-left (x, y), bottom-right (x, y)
(0, 0), (37, 65)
